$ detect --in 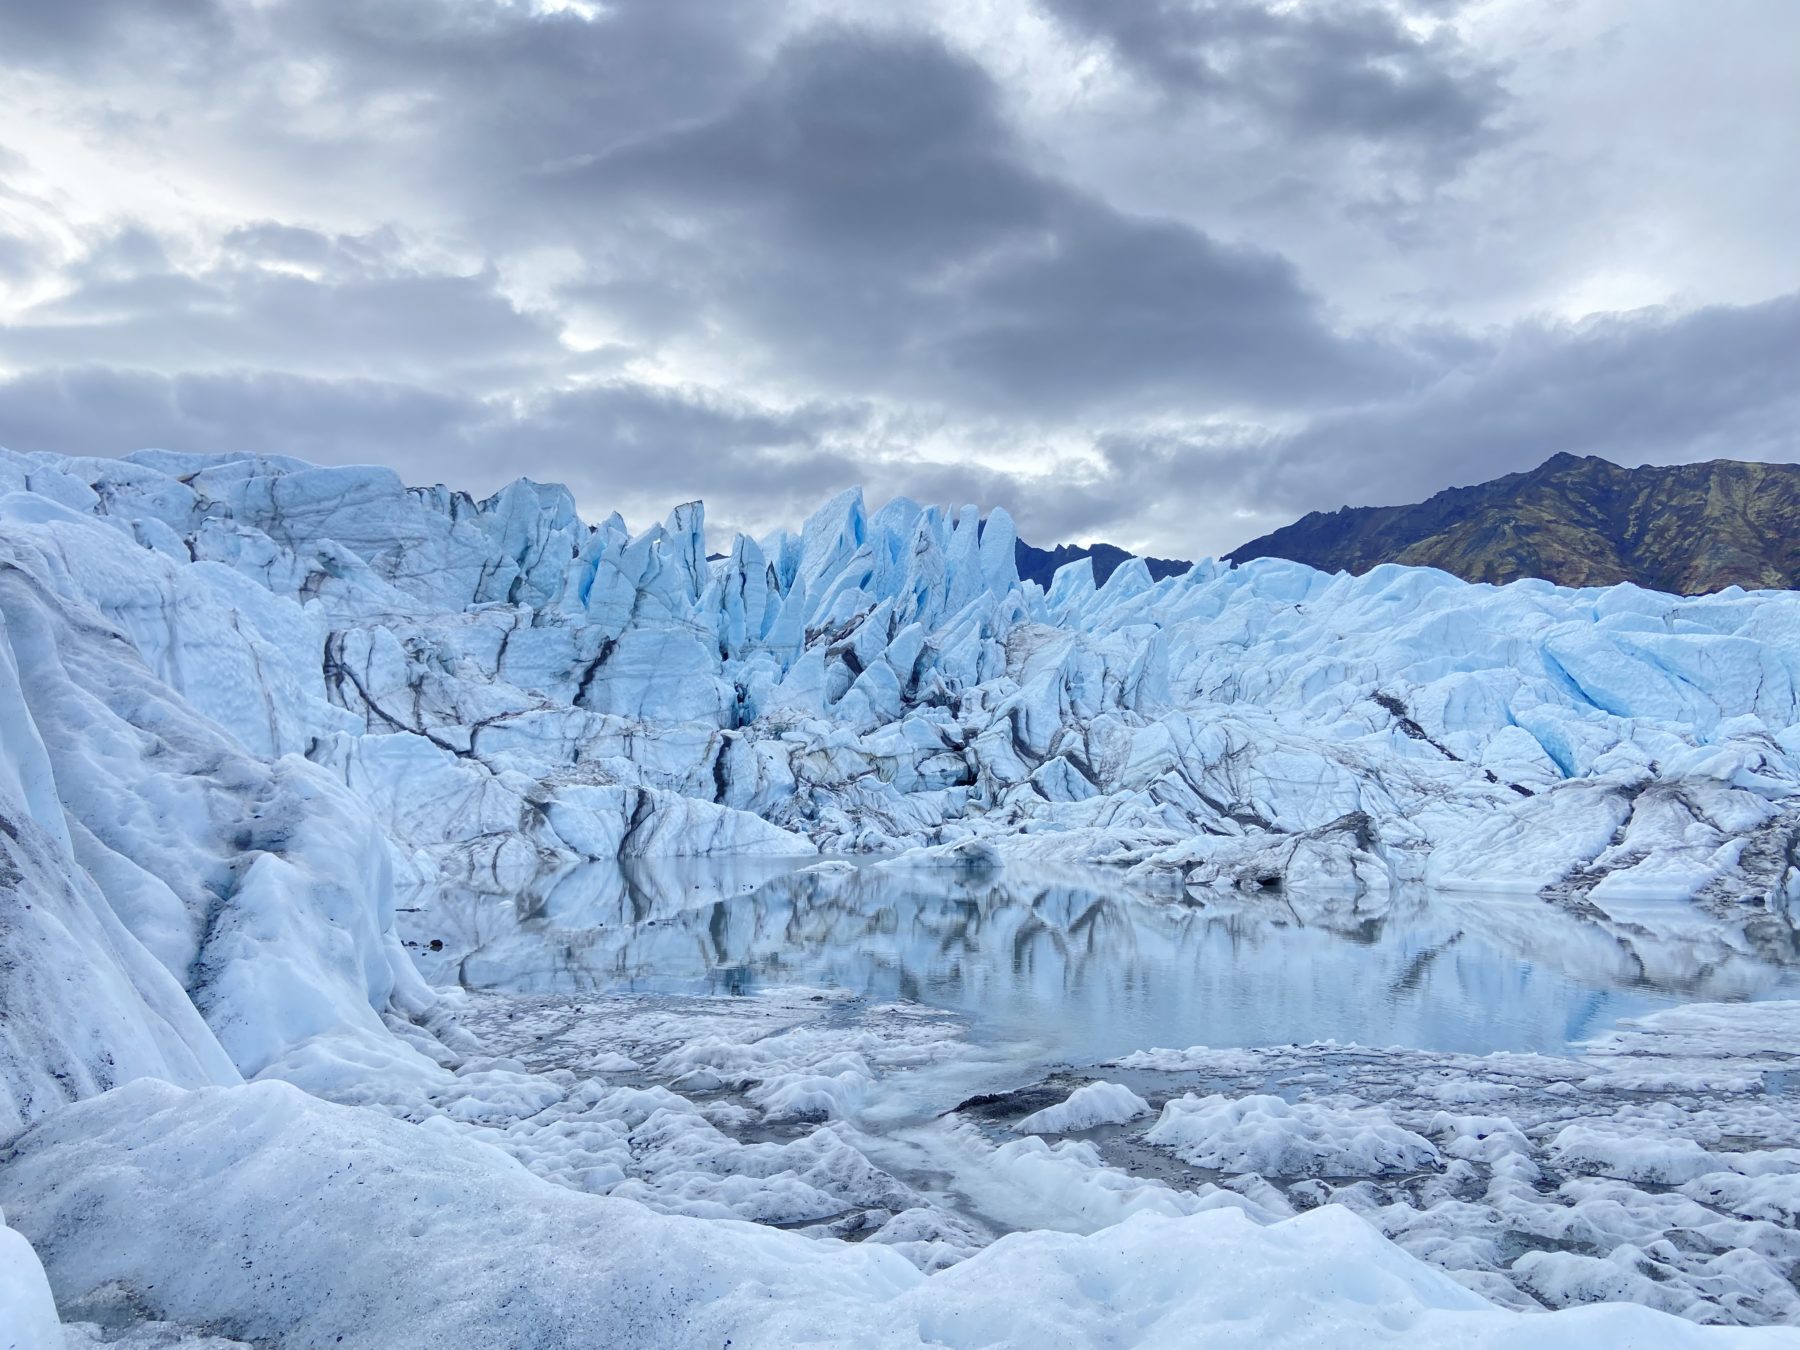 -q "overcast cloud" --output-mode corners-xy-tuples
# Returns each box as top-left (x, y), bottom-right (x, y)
(0, 0), (1794, 556)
